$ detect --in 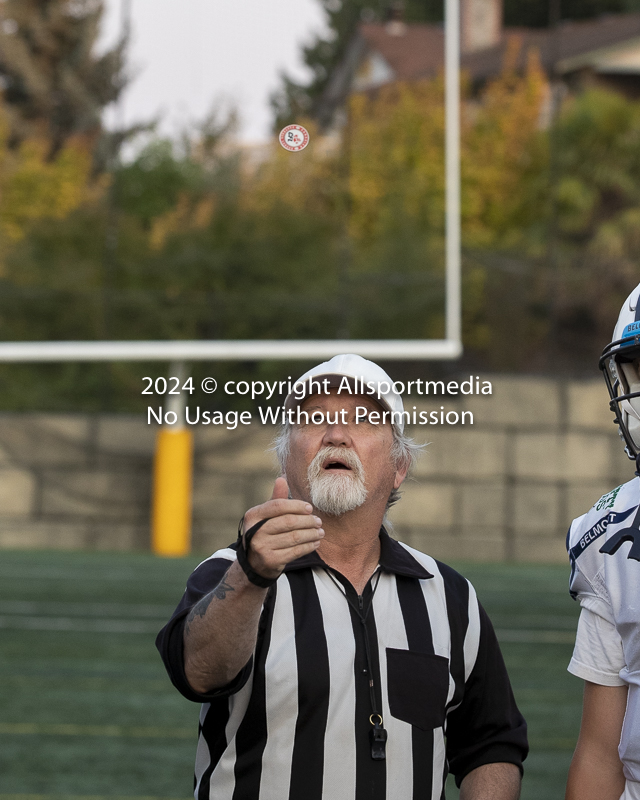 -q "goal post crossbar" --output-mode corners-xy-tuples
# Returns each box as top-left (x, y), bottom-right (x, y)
(0, 339), (462, 363)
